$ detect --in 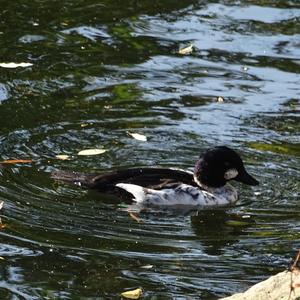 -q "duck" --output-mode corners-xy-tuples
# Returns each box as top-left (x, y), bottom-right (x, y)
(51, 146), (259, 208)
